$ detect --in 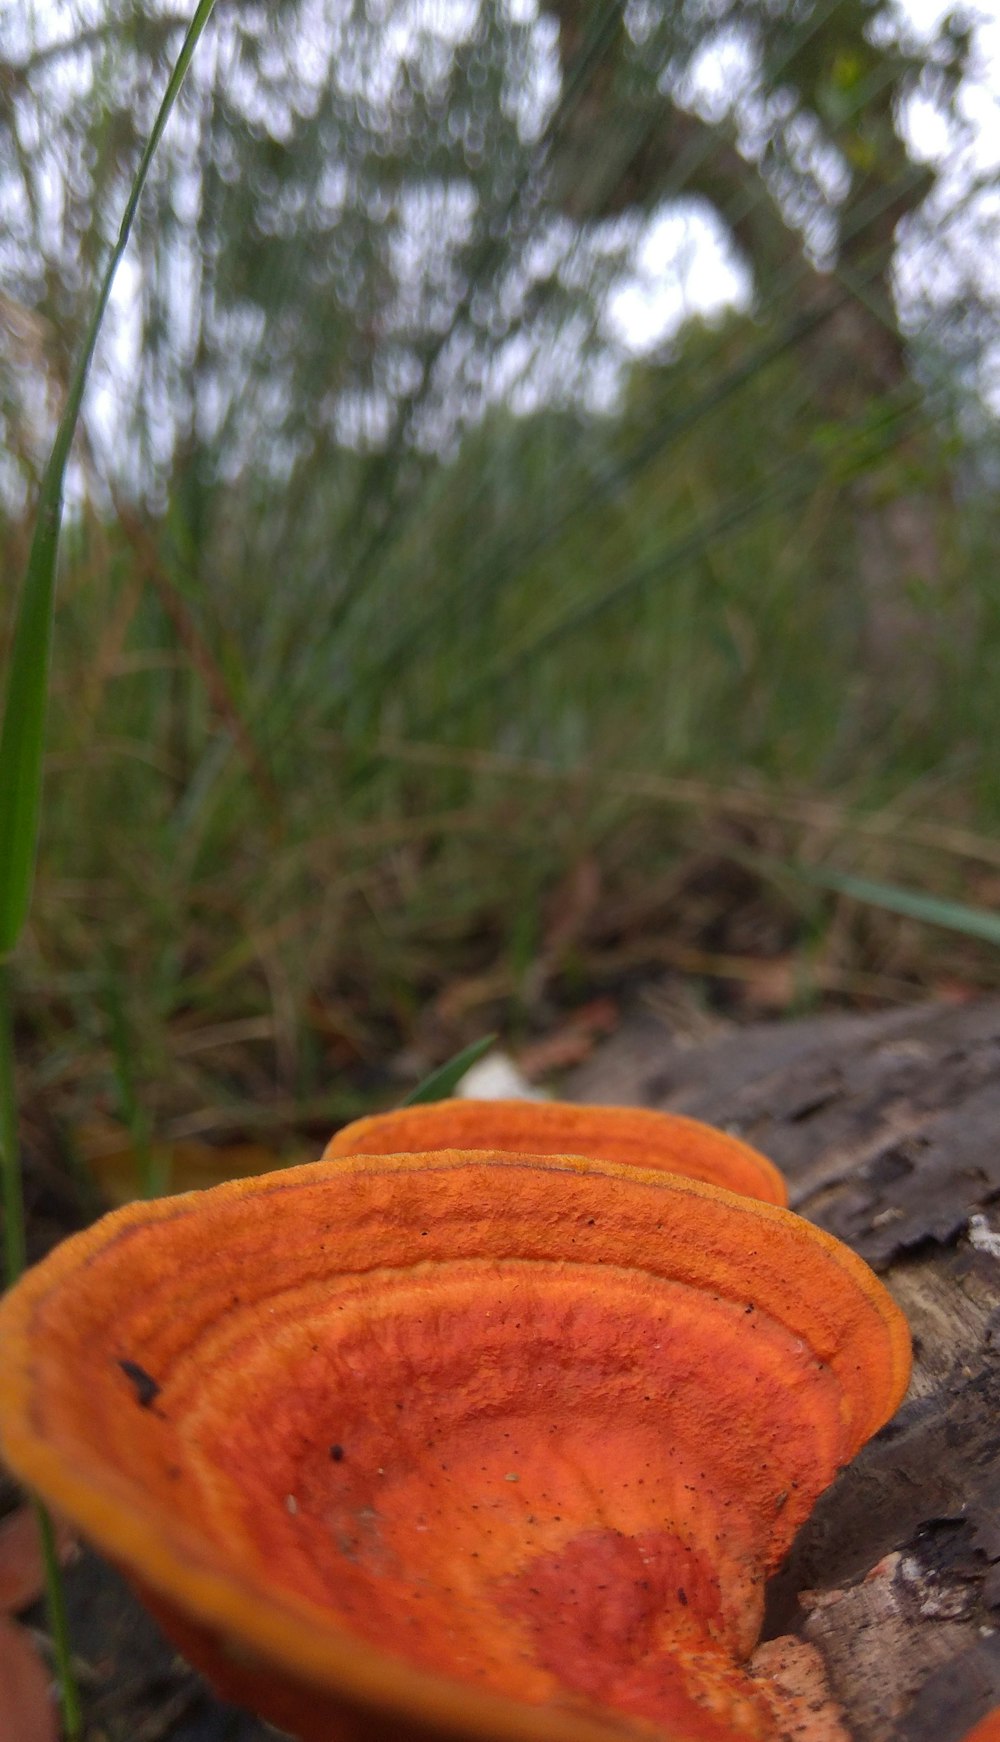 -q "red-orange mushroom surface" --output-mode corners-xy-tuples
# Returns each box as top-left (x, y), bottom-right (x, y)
(963, 1716), (1000, 1742)
(327, 1100), (788, 1205)
(0, 1149), (910, 1742)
